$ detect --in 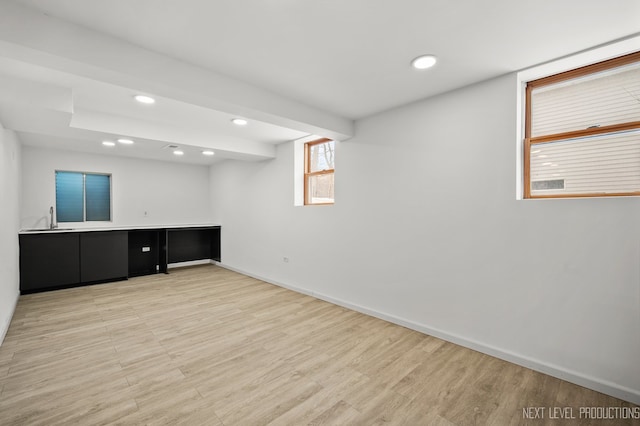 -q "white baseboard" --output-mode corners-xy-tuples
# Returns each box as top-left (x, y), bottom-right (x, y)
(168, 259), (214, 269)
(0, 292), (19, 347)
(214, 261), (640, 405)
